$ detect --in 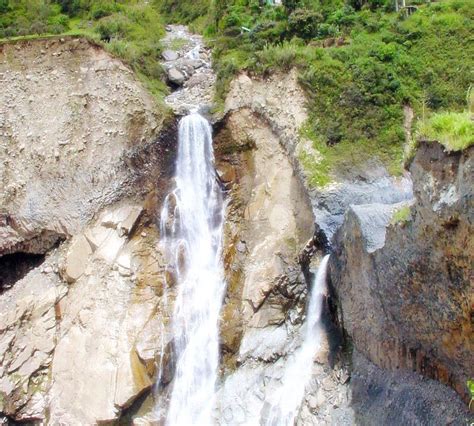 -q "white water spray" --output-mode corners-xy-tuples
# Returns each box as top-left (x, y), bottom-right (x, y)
(159, 113), (226, 425)
(265, 255), (330, 426)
